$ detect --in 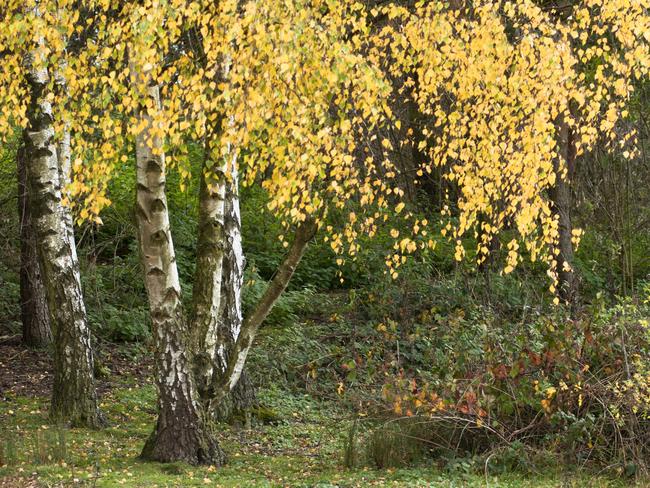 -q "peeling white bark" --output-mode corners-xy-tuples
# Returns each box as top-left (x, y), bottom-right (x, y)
(132, 62), (224, 465)
(221, 157), (245, 347)
(23, 42), (101, 427)
(192, 152), (227, 390)
(132, 75), (197, 414)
